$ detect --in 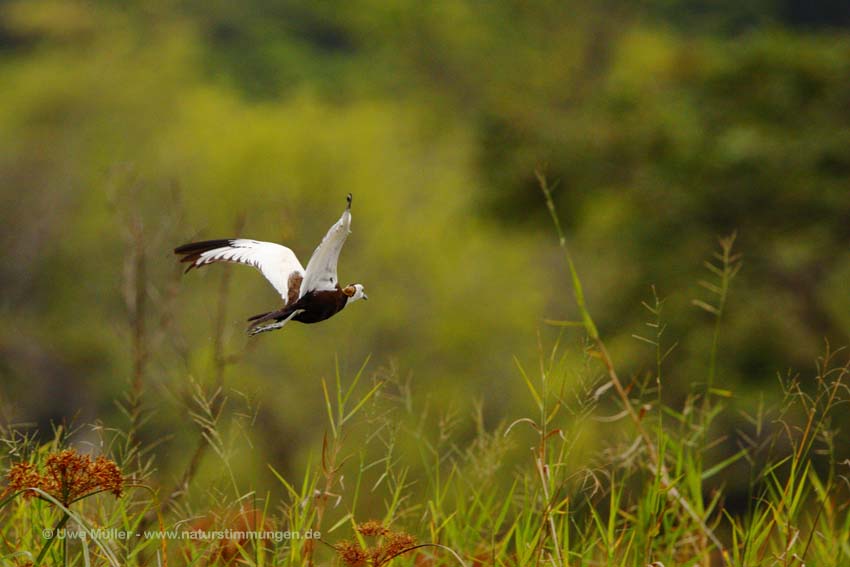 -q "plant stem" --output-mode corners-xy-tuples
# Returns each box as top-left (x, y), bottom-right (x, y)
(34, 513), (69, 567)
(537, 171), (729, 564)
